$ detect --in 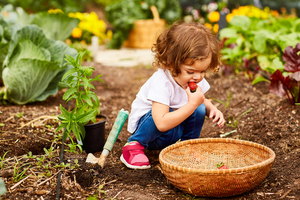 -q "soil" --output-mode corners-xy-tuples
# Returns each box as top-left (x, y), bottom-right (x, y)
(0, 62), (299, 200)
